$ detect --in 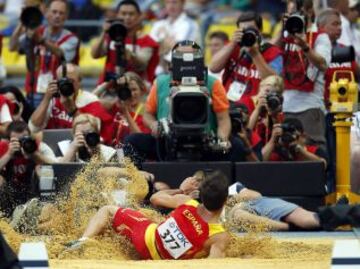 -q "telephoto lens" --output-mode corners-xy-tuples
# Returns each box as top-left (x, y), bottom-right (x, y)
(108, 21), (127, 43)
(20, 6), (43, 29)
(240, 27), (260, 47)
(285, 13), (306, 34)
